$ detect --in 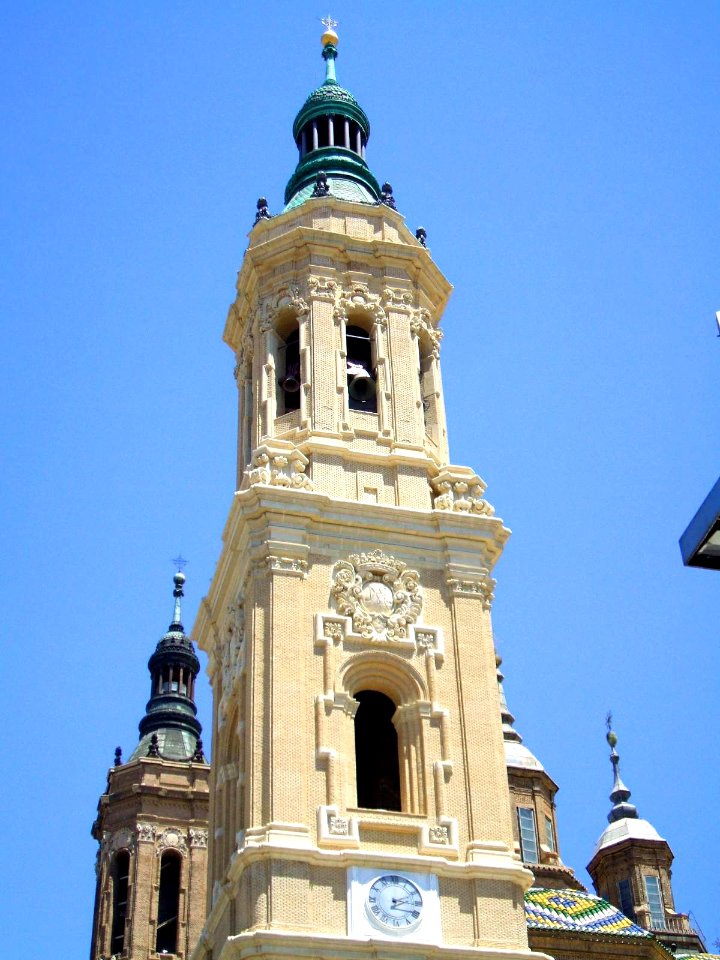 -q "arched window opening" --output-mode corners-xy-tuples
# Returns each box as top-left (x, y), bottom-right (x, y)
(354, 690), (401, 810)
(333, 116), (345, 148)
(346, 324), (376, 413)
(418, 338), (439, 445)
(161, 667), (180, 695)
(110, 850), (130, 956)
(317, 117), (330, 149)
(277, 327), (301, 413)
(156, 851), (181, 955)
